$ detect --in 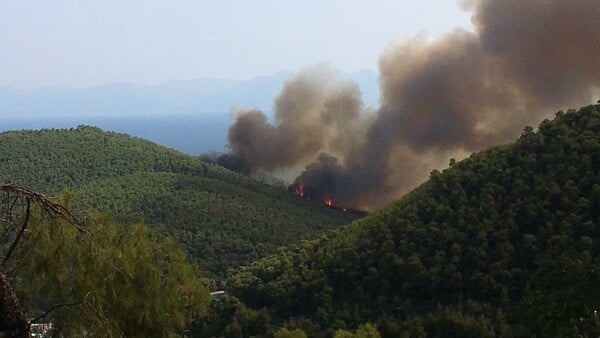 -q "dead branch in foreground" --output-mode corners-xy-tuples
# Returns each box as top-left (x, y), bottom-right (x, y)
(0, 183), (85, 338)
